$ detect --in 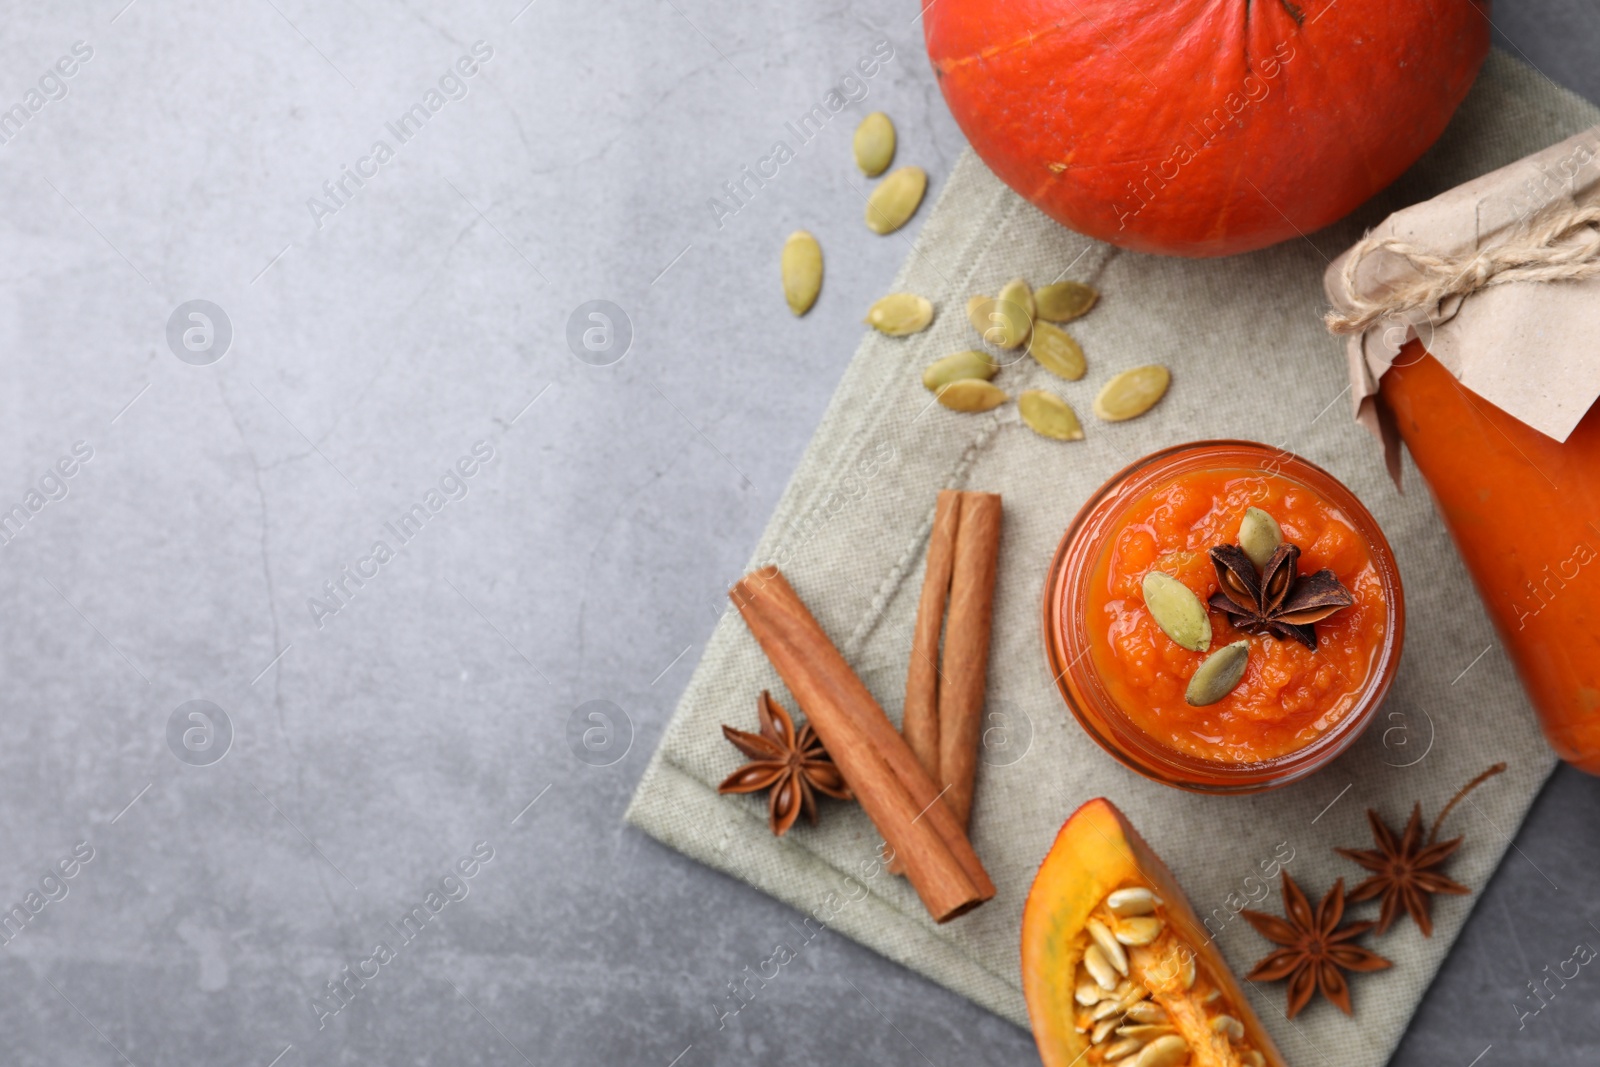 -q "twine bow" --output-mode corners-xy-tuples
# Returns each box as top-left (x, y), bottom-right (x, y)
(1325, 203), (1600, 335)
